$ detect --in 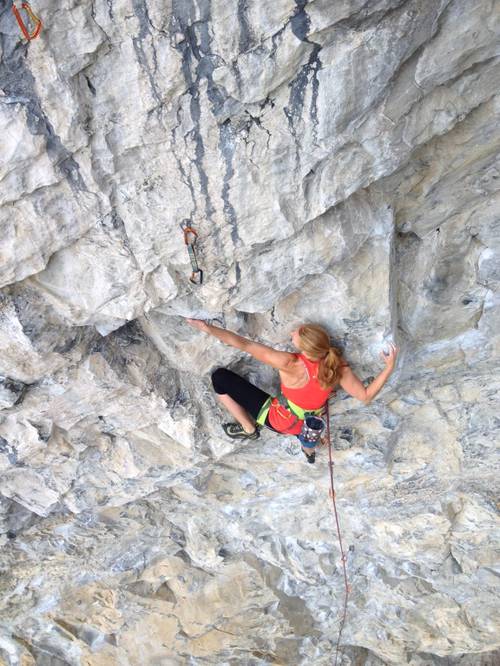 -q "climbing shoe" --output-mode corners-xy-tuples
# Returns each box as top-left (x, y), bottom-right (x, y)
(302, 447), (316, 464)
(222, 423), (260, 440)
